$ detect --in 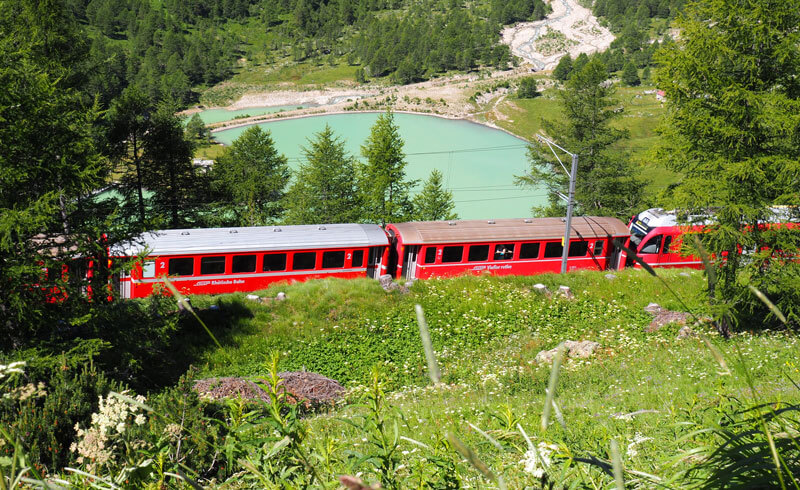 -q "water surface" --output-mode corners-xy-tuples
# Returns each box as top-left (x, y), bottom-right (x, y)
(187, 105), (309, 125)
(214, 113), (546, 220)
